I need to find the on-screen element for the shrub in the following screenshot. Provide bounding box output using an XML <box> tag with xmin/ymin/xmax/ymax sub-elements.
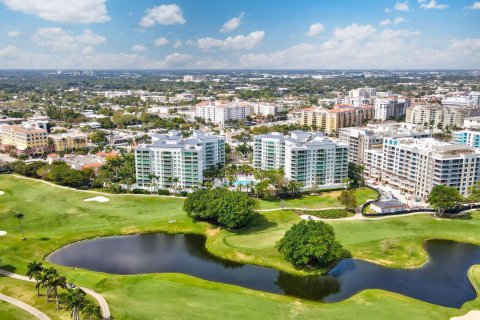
<box><xmin>295</xmin><ymin>209</ymin><xmax>350</xmax><ymax>219</ymax></box>
<box><xmin>157</xmin><ymin>189</ymin><xmax>170</xmax><ymax>195</ymax></box>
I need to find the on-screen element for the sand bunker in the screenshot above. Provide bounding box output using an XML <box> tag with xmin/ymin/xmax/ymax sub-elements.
<box><xmin>451</xmin><ymin>311</ymin><xmax>480</xmax><ymax>320</ymax></box>
<box><xmin>0</xmin><ymin>231</ymin><xmax>7</xmax><ymax>236</ymax></box>
<box><xmin>84</xmin><ymin>196</ymin><xmax>110</xmax><ymax>203</ymax></box>
<box><xmin>0</xmin><ymin>191</ymin><xmax>4</xmax><ymax>195</ymax></box>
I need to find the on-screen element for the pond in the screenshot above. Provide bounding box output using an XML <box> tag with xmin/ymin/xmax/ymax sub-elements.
<box><xmin>47</xmin><ymin>234</ymin><xmax>480</xmax><ymax>308</ymax></box>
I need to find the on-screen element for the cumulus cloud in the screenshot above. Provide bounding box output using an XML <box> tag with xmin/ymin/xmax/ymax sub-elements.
<box><xmin>418</xmin><ymin>0</ymin><xmax>448</xmax><ymax>9</ymax></box>
<box><xmin>385</xmin><ymin>8</ymin><xmax>392</xmax><ymax>13</ymax></box>
<box><xmin>220</xmin><ymin>12</ymin><xmax>244</xmax><ymax>33</ymax></box>
<box><xmin>395</xmin><ymin>1</ymin><xmax>410</xmax><ymax>11</ymax></box>
<box><xmin>237</xmin><ymin>24</ymin><xmax>463</xmax><ymax>69</ymax></box>
<box><xmin>140</xmin><ymin>4</ymin><xmax>185</xmax><ymax>27</ymax></box>
<box><xmin>31</xmin><ymin>28</ymin><xmax>105</xmax><ymax>52</ymax></box>
<box><xmin>379</xmin><ymin>17</ymin><xmax>405</xmax><ymax>26</ymax></box>
<box><xmin>197</xmin><ymin>31</ymin><xmax>265</xmax><ymax>51</ymax></box>
<box><xmin>0</xmin><ymin>45</ymin><xmax>20</xmax><ymax>59</ymax></box>
<box><xmin>154</xmin><ymin>37</ymin><xmax>169</xmax><ymax>47</ymax></box>
<box><xmin>132</xmin><ymin>44</ymin><xmax>147</xmax><ymax>51</ymax></box>
<box><xmin>306</xmin><ymin>23</ymin><xmax>324</xmax><ymax>37</ymax></box>
<box><xmin>7</xmin><ymin>30</ymin><xmax>20</xmax><ymax>37</ymax></box>
<box><xmin>173</xmin><ymin>41</ymin><xmax>182</xmax><ymax>48</ymax></box>
<box><xmin>1</xmin><ymin>0</ymin><xmax>109</xmax><ymax>24</ymax></box>
<box><xmin>465</xmin><ymin>2</ymin><xmax>480</xmax><ymax>9</ymax></box>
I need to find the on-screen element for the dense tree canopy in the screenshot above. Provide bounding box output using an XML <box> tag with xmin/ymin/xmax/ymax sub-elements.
<box><xmin>427</xmin><ymin>185</ymin><xmax>463</xmax><ymax>216</ymax></box>
<box><xmin>277</xmin><ymin>220</ymin><xmax>345</xmax><ymax>267</ymax></box>
<box><xmin>337</xmin><ymin>190</ymin><xmax>357</xmax><ymax>211</ymax></box>
<box><xmin>183</xmin><ymin>188</ymin><xmax>256</xmax><ymax>229</ymax></box>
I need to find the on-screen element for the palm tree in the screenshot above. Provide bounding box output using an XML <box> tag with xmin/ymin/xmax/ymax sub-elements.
<box><xmin>14</xmin><ymin>212</ymin><xmax>25</xmax><ymax>240</ymax></box>
<box><xmin>60</xmin><ymin>288</ymin><xmax>87</xmax><ymax>320</ymax></box>
<box><xmin>81</xmin><ymin>300</ymin><xmax>101</xmax><ymax>320</ymax></box>
<box><xmin>49</xmin><ymin>273</ymin><xmax>67</xmax><ymax>309</ymax></box>
<box><xmin>26</xmin><ymin>261</ymin><xmax>44</xmax><ymax>296</ymax></box>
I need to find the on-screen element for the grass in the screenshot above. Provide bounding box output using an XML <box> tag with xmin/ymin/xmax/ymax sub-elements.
<box><xmin>255</xmin><ymin>188</ymin><xmax>377</xmax><ymax>210</ymax></box>
<box><xmin>0</xmin><ymin>298</ymin><xmax>35</xmax><ymax>320</ymax></box>
<box><xmin>1</xmin><ymin>174</ymin><xmax>480</xmax><ymax>319</ymax></box>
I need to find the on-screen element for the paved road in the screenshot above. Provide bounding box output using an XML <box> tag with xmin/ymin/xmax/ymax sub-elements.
<box><xmin>0</xmin><ymin>268</ymin><xmax>111</xmax><ymax>319</ymax></box>
<box><xmin>0</xmin><ymin>292</ymin><xmax>50</xmax><ymax>320</ymax></box>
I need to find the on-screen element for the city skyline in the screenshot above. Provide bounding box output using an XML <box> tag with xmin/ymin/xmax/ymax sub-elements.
<box><xmin>0</xmin><ymin>0</ymin><xmax>479</xmax><ymax>69</ymax></box>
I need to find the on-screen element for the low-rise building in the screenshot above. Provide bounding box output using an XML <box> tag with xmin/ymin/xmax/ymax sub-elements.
<box><xmin>301</xmin><ymin>104</ymin><xmax>374</xmax><ymax>133</ymax></box>
<box><xmin>370</xmin><ymin>200</ymin><xmax>406</xmax><ymax>214</ymax></box>
<box><xmin>0</xmin><ymin>123</ymin><xmax>48</xmax><ymax>154</ymax></box>
<box><xmin>48</xmin><ymin>131</ymin><xmax>88</xmax><ymax>152</ymax></box>
<box><xmin>195</xmin><ymin>100</ymin><xmax>250</xmax><ymax>126</ymax></box>
<box><xmin>406</xmin><ymin>104</ymin><xmax>480</xmax><ymax>128</ymax></box>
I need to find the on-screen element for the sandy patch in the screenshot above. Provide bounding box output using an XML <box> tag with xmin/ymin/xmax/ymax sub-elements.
<box><xmin>84</xmin><ymin>196</ymin><xmax>110</xmax><ymax>203</ymax></box>
<box><xmin>0</xmin><ymin>191</ymin><xmax>4</xmax><ymax>195</ymax></box>
<box><xmin>300</xmin><ymin>214</ymin><xmax>321</xmax><ymax>221</ymax></box>
<box><xmin>0</xmin><ymin>231</ymin><xmax>7</xmax><ymax>236</ymax></box>
<box><xmin>451</xmin><ymin>311</ymin><xmax>480</xmax><ymax>320</ymax></box>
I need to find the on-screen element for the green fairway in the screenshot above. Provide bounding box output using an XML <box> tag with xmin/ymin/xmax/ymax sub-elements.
<box><xmin>1</xmin><ymin>174</ymin><xmax>480</xmax><ymax>320</ymax></box>
<box><xmin>0</xmin><ymin>298</ymin><xmax>35</xmax><ymax>320</ymax></box>
<box><xmin>255</xmin><ymin>188</ymin><xmax>378</xmax><ymax>210</ymax></box>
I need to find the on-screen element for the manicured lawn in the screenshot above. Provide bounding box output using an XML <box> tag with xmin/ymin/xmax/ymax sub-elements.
<box><xmin>0</xmin><ymin>298</ymin><xmax>35</xmax><ymax>320</ymax></box>
<box><xmin>255</xmin><ymin>188</ymin><xmax>378</xmax><ymax>210</ymax></box>
<box><xmin>1</xmin><ymin>175</ymin><xmax>480</xmax><ymax>320</ymax></box>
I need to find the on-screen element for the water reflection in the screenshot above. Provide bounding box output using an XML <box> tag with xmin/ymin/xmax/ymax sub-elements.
<box><xmin>48</xmin><ymin>234</ymin><xmax>480</xmax><ymax>308</ymax></box>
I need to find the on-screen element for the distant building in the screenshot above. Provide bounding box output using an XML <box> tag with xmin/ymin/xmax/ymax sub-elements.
<box><xmin>406</xmin><ymin>104</ymin><xmax>480</xmax><ymax>128</ymax></box>
<box><xmin>454</xmin><ymin>130</ymin><xmax>480</xmax><ymax>148</ymax></box>
<box><xmin>48</xmin><ymin>131</ymin><xmax>88</xmax><ymax>152</ymax></box>
<box><xmin>0</xmin><ymin>123</ymin><xmax>48</xmax><ymax>154</ymax></box>
<box><xmin>253</xmin><ymin>130</ymin><xmax>348</xmax><ymax>190</ymax></box>
<box><xmin>135</xmin><ymin>131</ymin><xmax>225</xmax><ymax>191</ymax></box>
<box><xmin>374</xmin><ymin>97</ymin><xmax>410</xmax><ymax>121</ymax></box>
<box><xmin>301</xmin><ymin>104</ymin><xmax>374</xmax><ymax>133</ymax></box>
<box><xmin>250</xmin><ymin>103</ymin><xmax>283</xmax><ymax>116</ymax></box>
<box><xmin>195</xmin><ymin>100</ymin><xmax>250</xmax><ymax>126</ymax></box>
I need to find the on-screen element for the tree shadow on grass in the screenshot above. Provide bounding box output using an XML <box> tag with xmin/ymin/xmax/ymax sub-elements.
<box><xmin>230</xmin><ymin>213</ymin><xmax>278</xmax><ymax>234</ymax></box>
<box><xmin>0</xmin><ymin>264</ymin><xmax>17</xmax><ymax>273</ymax></box>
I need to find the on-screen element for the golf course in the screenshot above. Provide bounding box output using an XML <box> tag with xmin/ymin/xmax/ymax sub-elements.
<box><xmin>1</xmin><ymin>174</ymin><xmax>480</xmax><ymax>319</ymax></box>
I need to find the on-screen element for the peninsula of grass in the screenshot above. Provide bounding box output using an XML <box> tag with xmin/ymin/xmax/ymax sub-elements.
<box><xmin>255</xmin><ymin>188</ymin><xmax>377</xmax><ymax>210</ymax></box>
<box><xmin>1</xmin><ymin>174</ymin><xmax>480</xmax><ymax>320</ymax></box>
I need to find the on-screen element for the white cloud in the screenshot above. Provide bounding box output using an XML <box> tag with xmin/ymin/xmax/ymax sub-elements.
<box><xmin>220</xmin><ymin>12</ymin><xmax>244</xmax><ymax>33</ymax></box>
<box><xmin>197</xmin><ymin>31</ymin><xmax>265</xmax><ymax>51</ymax></box>
<box><xmin>140</xmin><ymin>4</ymin><xmax>185</xmax><ymax>27</ymax></box>
<box><xmin>385</xmin><ymin>8</ymin><xmax>392</xmax><ymax>13</ymax></box>
<box><xmin>7</xmin><ymin>30</ymin><xmax>20</xmax><ymax>37</ymax></box>
<box><xmin>465</xmin><ymin>2</ymin><xmax>480</xmax><ymax>9</ymax></box>
<box><xmin>163</xmin><ymin>53</ymin><xmax>192</xmax><ymax>64</ymax></box>
<box><xmin>1</xmin><ymin>0</ymin><xmax>109</xmax><ymax>24</ymax></box>
<box><xmin>154</xmin><ymin>37</ymin><xmax>169</xmax><ymax>47</ymax></box>
<box><xmin>132</xmin><ymin>44</ymin><xmax>147</xmax><ymax>51</ymax></box>
<box><xmin>0</xmin><ymin>45</ymin><xmax>20</xmax><ymax>59</ymax></box>
<box><xmin>31</xmin><ymin>28</ymin><xmax>105</xmax><ymax>52</ymax></box>
<box><xmin>173</xmin><ymin>41</ymin><xmax>182</xmax><ymax>48</ymax></box>
<box><xmin>333</xmin><ymin>23</ymin><xmax>376</xmax><ymax>41</ymax></box>
<box><xmin>418</xmin><ymin>0</ymin><xmax>448</xmax><ymax>9</ymax></box>
<box><xmin>306</xmin><ymin>23</ymin><xmax>324</xmax><ymax>37</ymax></box>
<box><xmin>81</xmin><ymin>46</ymin><xmax>95</xmax><ymax>55</ymax></box>
<box><xmin>395</xmin><ymin>1</ymin><xmax>410</xmax><ymax>11</ymax></box>
<box><xmin>382</xmin><ymin>17</ymin><xmax>405</xmax><ymax>25</ymax></box>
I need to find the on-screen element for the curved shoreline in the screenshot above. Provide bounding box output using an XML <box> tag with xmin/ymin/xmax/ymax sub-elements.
<box><xmin>45</xmin><ymin>232</ymin><xmax>480</xmax><ymax>309</ymax></box>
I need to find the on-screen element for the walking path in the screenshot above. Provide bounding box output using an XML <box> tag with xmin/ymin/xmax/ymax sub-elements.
<box><xmin>0</xmin><ymin>292</ymin><xmax>50</xmax><ymax>320</ymax></box>
<box><xmin>0</xmin><ymin>268</ymin><xmax>110</xmax><ymax>319</ymax></box>
<box><xmin>257</xmin><ymin>206</ymin><xmax>344</xmax><ymax>212</ymax></box>
<box><xmin>299</xmin><ymin>211</ymin><xmax>435</xmax><ymax>221</ymax></box>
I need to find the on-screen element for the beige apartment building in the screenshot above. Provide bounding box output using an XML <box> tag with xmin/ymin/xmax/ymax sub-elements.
<box><xmin>0</xmin><ymin>124</ymin><xmax>48</xmax><ymax>154</ymax></box>
<box><xmin>406</xmin><ymin>104</ymin><xmax>480</xmax><ymax>128</ymax></box>
<box><xmin>48</xmin><ymin>132</ymin><xmax>88</xmax><ymax>152</ymax></box>
<box><xmin>301</xmin><ymin>104</ymin><xmax>374</xmax><ymax>133</ymax></box>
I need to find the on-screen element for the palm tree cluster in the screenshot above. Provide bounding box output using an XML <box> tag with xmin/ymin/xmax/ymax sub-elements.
<box><xmin>26</xmin><ymin>261</ymin><xmax>102</xmax><ymax>320</ymax></box>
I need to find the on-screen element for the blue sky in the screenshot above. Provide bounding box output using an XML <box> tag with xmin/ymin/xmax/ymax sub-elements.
<box><xmin>0</xmin><ymin>0</ymin><xmax>479</xmax><ymax>69</ymax></box>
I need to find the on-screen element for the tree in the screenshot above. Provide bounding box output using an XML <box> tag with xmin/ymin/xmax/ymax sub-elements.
<box><xmin>60</xmin><ymin>288</ymin><xmax>87</xmax><ymax>320</ymax></box>
<box><xmin>347</xmin><ymin>163</ymin><xmax>365</xmax><ymax>187</ymax></box>
<box><xmin>14</xmin><ymin>212</ymin><xmax>25</xmax><ymax>240</ymax></box>
<box><xmin>26</xmin><ymin>261</ymin><xmax>44</xmax><ymax>296</ymax></box>
<box><xmin>49</xmin><ymin>273</ymin><xmax>67</xmax><ymax>309</ymax></box>
<box><xmin>81</xmin><ymin>300</ymin><xmax>101</xmax><ymax>320</ymax></box>
<box><xmin>183</xmin><ymin>188</ymin><xmax>256</xmax><ymax>229</ymax></box>
<box><xmin>427</xmin><ymin>185</ymin><xmax>463</xmax><ymax>217</ymax></box>
<box><xmin>337</xmin><ymin>190</ymin><xmax>357</xmax><ymax>211</ymax></box>
<box><xmin>277</xmin><ymin>220</ymin><xmax>345</xmax><ymax>267</ymax></box>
